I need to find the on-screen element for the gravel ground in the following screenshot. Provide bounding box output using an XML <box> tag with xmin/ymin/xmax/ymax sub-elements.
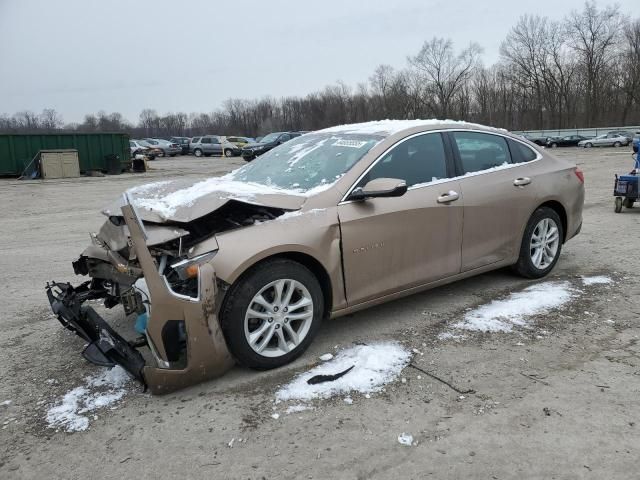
<box><xmin>1</xmin><ymin>149</ymin><xmax>639</xmax><ymax>479</ymax></box>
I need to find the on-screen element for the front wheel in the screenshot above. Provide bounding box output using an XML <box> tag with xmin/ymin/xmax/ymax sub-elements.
<box><xmin>224</xmin><ymin>149</ymin><xmax>234</xmax><ymax>157</ymax></box>
<box><xmin>221</xmin><ymin>259</ymin><xmax>323</xmax><ymax>369</ymax></box>
<box><xmin>584</xmin><ymin>143</ymin><xmax>593</xmax><ymax>148</ymax></box>
<box><xmin>550</xmin><ymin>143</ymin><xmax>558</xmax><ymax>148</ymax></box>
<box><xmin>513</xmin><ymin>207</ymin><xmax>563</xmax><ymax>279</ymax></box>
<box><xmin>193</xmin><ymin>149</ymin><xmax>203</xmax><ymax>157</ymax></box>
<box><xmin>613</xmin><ymin>141</ymin><xmax>621</xmax><ymax>148</ymax></box>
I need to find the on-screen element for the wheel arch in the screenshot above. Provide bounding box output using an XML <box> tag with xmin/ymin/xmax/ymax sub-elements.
<box><xmin>220</xmin><ymin>251</ymin><xmax>333</xmax><ymax>319</ymax></box>
<box><xmin>536</xmin><ymin>200</ymin><xmax>568</xmax><ymax>243</ymax></box>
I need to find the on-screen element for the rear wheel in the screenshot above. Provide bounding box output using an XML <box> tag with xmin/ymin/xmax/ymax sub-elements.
<box><xmin>221</xmin><ymin>259</ymin><xmax>323</xmax><ymax>369</ymax></box>
<box><xmin>513</xmin><ymin>207</ymin><xmax>563</xmax><ymax>279</ymax></box>
<box><xmin>615</xmin><ymin>197</ymin><xmax>623</xmax><ymax>213</ymax></box>
<box><xmin>157</xmin><ymin>150</ymin><xmax>165</xmax><ymax>157</ymax></box>
<box><xmin>550</xmin><ymin>143</ymin><xmax>558</xmax><ymax>148</ymax></box>
<box><xmin>613</xmin><ymin>141</ymin><xmax>622</xmax><ymax>148</ymax></box>
<box><xmin>584</xmin><ymin>143</ymin><xmax>593</xmax><ymax>148</ymax></box>
<box><xmin>623</xmin><ymin>198</ymin><xmax>634</xmax><ymax>209</ymax></box>
<box><xmin>224</xmin><ymin>148</ymin><xmax>233</xmax><ymax>157</ymax></box>
<box><xmin>193</xmin><ymin>149</ymin><xmax>203</xmax><ymax>157</ymax></box>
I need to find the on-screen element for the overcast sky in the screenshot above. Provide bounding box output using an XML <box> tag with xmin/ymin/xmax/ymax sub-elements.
<box><xmin>0</xmin><ymin>0</ymin><xmax>636</xmax><ymax>123</ymax></box>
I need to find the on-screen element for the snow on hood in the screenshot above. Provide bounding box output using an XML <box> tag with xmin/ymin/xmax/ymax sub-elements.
<box><xmin>318</xmin><ymin>119</ymin><xmax>508</xmax><ymax>137</ymax></box>
<box><xmin>103</xmin><ymin>175</ymin><xmax>323</xmax><ymax>223</ymax></box>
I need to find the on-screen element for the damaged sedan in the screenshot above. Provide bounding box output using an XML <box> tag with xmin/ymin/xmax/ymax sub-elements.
<box><xmin>47</xmin><ymin>120</ymin><xmax>585</xmax><ymax>393</ymax></box>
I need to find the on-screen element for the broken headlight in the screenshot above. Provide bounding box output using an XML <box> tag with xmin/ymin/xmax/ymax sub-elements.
<box><xmin>169</xmin><ymin>251</ymin><xmax>218</xmax><ymax>280</ymax></box>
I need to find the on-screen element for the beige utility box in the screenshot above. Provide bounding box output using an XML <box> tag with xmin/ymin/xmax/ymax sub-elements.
<box><xmin>40</xmin><ymin>149</ymin><xmax>80</xmax><ymax>179</ymax></box>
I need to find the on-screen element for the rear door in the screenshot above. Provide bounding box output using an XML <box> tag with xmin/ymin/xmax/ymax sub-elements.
<box><xmin>448</xmin><ymin>131</ymin><xmax>540</xmax><ymax>272</ymax></box>
<box><xmin>338</xmin><ymin>131</ymin><xmax>463</xmax><ymax>306</ymax></box>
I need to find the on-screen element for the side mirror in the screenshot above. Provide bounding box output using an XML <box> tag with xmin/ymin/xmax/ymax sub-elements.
<box><xmin>348</xmin><ymin>178</ymin><xmax>408</xmax><ymax>201</ymax></box>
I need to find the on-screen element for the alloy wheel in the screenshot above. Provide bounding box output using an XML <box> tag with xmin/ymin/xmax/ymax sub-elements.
<box><xmin>244</xmin><ymin>279</ymin><xmax>314</xmax><ymax>358</ymax></box>
<box><xmin>529</xmin><ymin>218</ymin><xmax>560</xmax><ymax>269</ymax></box>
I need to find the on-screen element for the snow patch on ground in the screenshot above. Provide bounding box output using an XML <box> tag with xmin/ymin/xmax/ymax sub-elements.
<box><xmin>285</xmin><ymin>404</ymin><xmax>313</xmax><ymax>414</ymax></box>
<box><xmin>275</xmin><ymin>342</ymin><xmax>411</xmax><ymax>402</ymax></box>
<box><xmin>397</xmin><ymin>433</ymin><xmax>414</xmax><ymax>446</ymax></box>
<box><xmin>45</xmin><ymin>366</ymin><xmax>131</xmax><ymax>432</ymax></box>
<box><xmin>319</xmin><ymin>353</ymin><xmax>334</xmax><ymax>361</ymax></box>
<box><xmin>452</xmin><ymin>281</ymin><xmax>576</xmax><ymax>333</ymax></box>
<box><xmin>581</xmin><ymin>275</ymin><xmax>613</xmax><ymax>286</ymax></box>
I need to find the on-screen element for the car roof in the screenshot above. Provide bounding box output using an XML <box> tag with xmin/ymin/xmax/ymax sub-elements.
<box><xmin>317</xmin><ymin>119</ymin><xmax>508</xmax><ymax>138</ymax></box>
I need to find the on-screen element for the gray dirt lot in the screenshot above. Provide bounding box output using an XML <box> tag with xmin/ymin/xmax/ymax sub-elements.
<box><xmin>1</xmin><ymin>149</ymin><xmax>639</xmax><ymax>479</ymax></box>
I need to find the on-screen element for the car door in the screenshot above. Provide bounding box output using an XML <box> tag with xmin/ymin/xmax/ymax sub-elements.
<box><xmin>448</xmin><ymin>131</ymin><xmax>539</xmax><ymax>272</ymax></box>
<box><xmin>338</xmin><ymin>131</ymin><xmax>463</xmax><ymax>306</ymax></box>
<box><xmin>211</xmin><ymin>137</ymin><xmax>222</xmax><ymax>155</ymax></box>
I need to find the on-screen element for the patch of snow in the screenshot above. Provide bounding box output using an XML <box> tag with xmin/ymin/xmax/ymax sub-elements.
<box><xmin>275</xmin><ymin>342</ymin><xmax>411</xmax><ymax>402</ymax></box>
<box><xmin>319</xmin><ymin>353</ymin><xmax>334</xmax><ymax>361</ymax></box>
<box><xmin>275</xmin><ymin>208</ymin><xmax>325</xmax><ymax>222</ymax></box>
<box><xmin>343</xmin><ymin>396</ymin><xmax>353</xmax><ymax>405</ymax></box>
<box><xmin>1</xmin><ymin>400</ymin><xmax>12</xmax><ymax>406</ymax></box>
<box><xmin>45</xmin><ymin>366</ymin><xmax>131</xmax><ymax>433</ymax></box>
<box><xmin>581</xmin><ymin>275</ymin><xmax>613</xmax><ymax>286</ymax></box>
<box><xmin>285</xmin><ymin>404</ymin><xmax>313</xmax><ymax>414</ymax></box>
<box><xmin>397</xmin><ymin>433</ymin><xmax>414</xmax><ymax>446</ymax></box>
<box><xmin>452</xmin><ymin>281</ymin><xmax>576</xmax><ymax>333</ymax></box>
<box><xmin>438</xmin><ymin>332</ymin><xmax>464</xmax><ymax>341</ymax></box>
<box><xmin>319</xmin><ymin>119</ymin><xmax>507</xmax><ymax>137</ymax></box>
<box><xmin>270</xmin><ymin>413</ymin><xmax>280</xmax><ymax>420</ymax></box>
<box><xmin>127</xmin><ymin>180</ymin><xmax>174</xmax><ymax>195</ymax></box>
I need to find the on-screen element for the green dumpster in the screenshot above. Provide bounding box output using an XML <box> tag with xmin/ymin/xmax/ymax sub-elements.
<box><xmin>0</xmin><ymin>133</ymin><xmax>131</xmax><ymax>176</ymax></box>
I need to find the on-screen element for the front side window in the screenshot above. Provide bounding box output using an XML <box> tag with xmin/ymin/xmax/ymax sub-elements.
<box><xmin>359</xmin><ymin>132</ymin><xmax>448</xmax><ymax>188</ymax></box>
<box><xmin>191</xmin><ymin>137</ymin><xmax>200</xmax><ymax>143</ymax></box>
<box><xmin>201</xmin><ymin>137</ymin><xmax>211</xmax><ymax>144</ymax></box>
<box><xmin>452</xmin><ymin>132</ymin><xmax>511</xmax><ymax>174</ymax></box>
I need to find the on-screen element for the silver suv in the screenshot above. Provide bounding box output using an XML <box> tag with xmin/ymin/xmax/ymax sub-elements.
<box><xmin>189</xmin><ymin>136</ymin><xmax>240</xmax><ymax>157</ymax></box>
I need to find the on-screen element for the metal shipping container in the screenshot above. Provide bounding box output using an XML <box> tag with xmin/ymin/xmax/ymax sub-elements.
<box><xmin>0</xmin><ymin>133</ymin><xmax>130</xmax><ymax>176</ymax></box>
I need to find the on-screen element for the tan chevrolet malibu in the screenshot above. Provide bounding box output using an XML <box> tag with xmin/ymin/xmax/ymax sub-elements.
<box><xmin>47</xmin><ymin>120</ymin><xmax>585</xmax><ymax>393</ymax></box>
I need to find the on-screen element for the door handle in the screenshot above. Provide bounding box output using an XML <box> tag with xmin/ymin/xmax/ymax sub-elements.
<box><xmin>513</xmin><ymin>177</ymin><xmax>531</xmax><ymax>187</ymax></box>
<box><xmin>437</xmin><ymin>191</ymin><xmax>460</xmax><ymax>204</ymax></box>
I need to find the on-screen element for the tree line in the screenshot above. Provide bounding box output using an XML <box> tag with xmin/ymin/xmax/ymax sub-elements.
<box><xmin>1</xmin><ymin>1</ymin><xmax>639</xmax><ymax>138</ymax></box>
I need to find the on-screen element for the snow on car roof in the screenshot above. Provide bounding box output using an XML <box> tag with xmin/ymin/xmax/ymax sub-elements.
<box><xmin>318</xmin><ymin>119</ymin><xmax>507</xmax><ymax>136</ymax></box>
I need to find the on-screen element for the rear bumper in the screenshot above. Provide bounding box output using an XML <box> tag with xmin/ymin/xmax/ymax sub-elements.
<box><xmin>46</xmin><ymin>203</ymin><xmax>234</xmax><ymax>394</ymax></box>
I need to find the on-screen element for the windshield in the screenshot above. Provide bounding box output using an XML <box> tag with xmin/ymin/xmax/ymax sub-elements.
<box><xmin>260</xmin><ymin>133</ymin><xmax>283</xmax><ymax>143</ymax></box>
<box><xmin>230</xmin><ymin>132</ymin><xmax>382</xmax><ymax>191</ymax></box>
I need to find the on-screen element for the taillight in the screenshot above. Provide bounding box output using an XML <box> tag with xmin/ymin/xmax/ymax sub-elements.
<box><xmin>574</xmin><ymin>167</ymin><xmax>584</xmax><ymax>183</ymax></box>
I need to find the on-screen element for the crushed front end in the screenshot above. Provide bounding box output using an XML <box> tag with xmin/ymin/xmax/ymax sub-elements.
<box><xmin>46</xmin><ymin>200</ymin><xmax>235</xmax><ymax>394</ymax></box>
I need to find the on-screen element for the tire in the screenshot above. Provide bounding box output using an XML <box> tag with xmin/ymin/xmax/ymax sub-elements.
<box><xmin>224</xmin><ymin>148</ymin><xmax>233</xmax><ymax>158</ymax></box>
<box><xmin>169</xmin><ymin>154</ymin><xmax>176</xmax><ymax>157</ymax></box>
<box><xmin>513</xmin><ymin>207</ymin><xmax>564</xmax><ymax>279</ymax></box>
<box><xmin>623</xmin><ymin>198</ymin><xmax>634</xmax><ymax>209</ymax></box>
<box><xmin>193</xmin><ymin>149</ymin><xmax>203</xmax><ymax>157</ymax></box>
<box><xmin>613</xmin><ymin>141</ymin><xmax>621</xmax><ymax>148</ymax></box>
<box><xmin>221</xmin><ymin>259</ymin><xmax>323</xmax><ymax>370</ymax></box>
<box><xmin>584</xmin><ymin>143</ymin><xmax>593</xmax><ymax>148</ymax></box>
<box><xmin>615</xmin><ymin>197</ymin><xmax>623</xmax><ymax>213</ymax></box>
<box><xmin>157</xmin><ymin>150</ymin><xmax>165</xmax><ymax>158</ymax></box>
<box><xmin>550</xmin><ymin>143</ymin><xmax>558</xmax><ymax>148</ymax></box>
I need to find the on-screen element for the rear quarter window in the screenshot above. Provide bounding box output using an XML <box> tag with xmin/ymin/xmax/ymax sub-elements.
<box><xmin>452</xmin><ymin>131</ymin><xmax>512</xmax><ymax>174</ymax></box>
<box><xmin>509</xmin><ymin>139</ymin><xmax>539</xmax><ymax>163</ymax></box>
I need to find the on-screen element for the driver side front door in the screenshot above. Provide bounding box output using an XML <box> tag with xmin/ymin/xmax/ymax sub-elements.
<box><xmin>338</xmin><ymin>132</ymin><xmax>463</xmax><ymax>307</ymax></box>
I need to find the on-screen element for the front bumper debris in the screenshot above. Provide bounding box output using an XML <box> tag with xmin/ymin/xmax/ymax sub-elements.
<box><xmin>46</xmin><ymin>281</ymin><xmax>146</xmax><ymax>383</ymax></box>
<box><xmin>45</xmin><ymin>201</ymin><xmax>235</xmax><ymax>394</ymax></box>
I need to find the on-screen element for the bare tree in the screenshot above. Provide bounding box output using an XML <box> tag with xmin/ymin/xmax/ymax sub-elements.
<box><xmin>566</xmin><ymin>1</ymin><xmax>623</xmax><ymax>126</ymax></box>
<box><xmin>409</xmin><ymin>38</ymin><xmax>482</xmax><ymax>118</ymax></box>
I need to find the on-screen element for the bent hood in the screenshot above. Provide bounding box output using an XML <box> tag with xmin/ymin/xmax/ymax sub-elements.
<box><xmin>102</xmin><ymin>177</ymin><xmax>307</xmax><ymax>223</ymax></box>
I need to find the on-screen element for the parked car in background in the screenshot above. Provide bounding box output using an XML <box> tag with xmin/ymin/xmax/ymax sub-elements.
<box><xmin>48</xmin><ymin>120</ymin><xmax>584</xmax><ymax>390</ymax></box>
<box><xmin>189</xmin><ymin>136</ymin><xmax>241</xmax><ymax>157</ymax></box>
<box><xmin>130</xmin><ymin>140</ymin><xmax>150</xmax><ymax>158</ymax></box>
<box><xmin>169</xmin><ymin>137</ymin><xmax>191</xmax><ymax>155</ymax></box>
<box><xmin>607</xmin><ymin>131</ymin><xmax>634</xmax><ymax>143</ymax></box>
<box><xmin>241</xmin><ymin>131</ymin><xmax>303</xmax><ymax>161</ymax></box>
<box><xmin>524</xmin><ymin>135</ymin><xmax>549</xmax><ymax>146</ymax></box>
<box><xmin>131</xmin><ymin>139</ymin><xmax>161</xmax><ymax>159</ymax></box>
<box><xmin>577</xmin><ymin>133</ymin><xmax>631</xmax><ymax>148</ymax></box>
<box><xmin>143</xmin><ymin>138</ymin><xmax>181</xmax><ymax>157</ymax></box>
<box><xmin>546</xmin><ymin>135</ymin><xmax>588</xmax><ymax>148</ymax></box>
<box><xmin>226</xmin><ymin>136</ymin><xmax>255</xmax><ymax>148</ymax></box>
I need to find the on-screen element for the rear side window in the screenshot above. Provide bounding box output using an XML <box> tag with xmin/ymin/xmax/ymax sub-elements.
<box><xmin>452</xmin><ymin>132</ymin><xmax>511</xmax><ymax>174</ymax></box>
<box><xmin>510</xmin><ymin>140</ymin><xmax>538</xmax><ymax>163</ymax></box>
<box><xmin>360</xmin><ymin>132</ymin><xmax>448</xmax><ymax>187</ymax></box>
<box><xmin>201</xmin><ymin>138</ymin><xmax>211</xmax><ymax>144</ymax></box>
<box><xmin>191</xmin><ymin>137</ymin><xmax>200</xmax><ymax>143</ymax></box>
